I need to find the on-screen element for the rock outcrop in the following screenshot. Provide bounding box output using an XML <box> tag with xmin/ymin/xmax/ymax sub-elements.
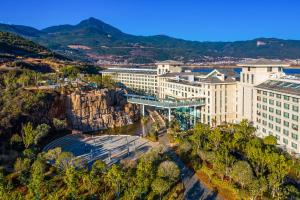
<box><xmin>67</xmin><ymin>89</ymin><xmax>140</xmax><ymax>132</ymax></box>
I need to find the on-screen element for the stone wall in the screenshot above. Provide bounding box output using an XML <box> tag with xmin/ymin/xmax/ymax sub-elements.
<box><xmin>66</xmin><ymin>89</ymin><xmax>140</xmax><ymax>132</ymax></box>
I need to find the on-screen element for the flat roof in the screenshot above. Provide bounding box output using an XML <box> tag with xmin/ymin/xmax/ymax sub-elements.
<box><xmin>167</xmin><ymin>77</ymin><xmax>237</xmax><ymax>86</ymax></box>
<box><xmin>237</xmin><ymin>59</ymin><xmax>290</xmax><ymax>67</ymax></box>
<box><xmin>256</xmin><ymin>79</ymin><xmax>300</xmax><ymax>97</ymax></box>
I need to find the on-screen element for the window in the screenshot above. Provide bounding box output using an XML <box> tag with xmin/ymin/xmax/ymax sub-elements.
<box><xmin>269</xmin><ymin>107</ymin><xmax>274</xmax><ymax>113</ymax></box>
<box><xmin>284</xmin><ymin>121</ymin><xmax>289</xmax><ymax>127</ymax></box>
<box><xmin>275</xmin><ymin>126</ymin><xmax>281</xmax><ymax>132</ymax></box>
<box><xmin>292</xmin><ymin>133</ymin><xmax>298</xmax><ymax>140</ymax></box>
<box><xmin>276</xmin><ymin>101</ymin><xmax>281</xmax><ymax>107</ymax></box>
<box><xmin>292</xmin><ymin>124</ymin><xmax>298</xmax><ymax>131</ymax></box>
<box><xmin>263</xmin><ymin>98</ymin><xmax>267</xmax><ymax>103</ymax></box>
<box><xmin>283</xmin><ymin>138</ymin><xmax>288</xmax><ymax>145</ymax></box>
<box><xmin>283</xmin><ymin>129</ymin><xmax>289</xmax><ymax>136</ymax></box>
<box><xmin>276</xmin><ymin>118</ymin><xmax>281</xmax><ymax>124</ymax></box>
<box><xmin>284</xmin><ymin>96</ymin><xmax>290</xmax><ymax>101</ymax></box>
<box><xmin>292</xmin><ymin>142</ymin><xmax>297</xmax><ymax>149</ymax></box>
<box><xmin>269</xmin><ymin>99</ymin><xmax>274</xmax><ymax>105</ymax></box>
<box><xmin>284</xmin><ymin>103</ymin><xmax>290</xmax><ymax>110</ymax></box>
<box><xmin>267</xmin><ymin>67</ymin><xmax>272</xmax><ymax>72</ymax></box>
<box><xmin>292</xmin><ymin>115</ymin><xmax>298</xmax><ymax>122</ymax></box>
<box><xmin>269</xmin><ymin>123</ymin><xmax>274</xmax><ymax>129</ymax></box>
<box><xmin>257</xmin><ymin>96</ymin><xmax>261</xmax><ymax>101</ymax></box>
<box><xmin>269</xmin><ymin>115</ymin><xmax>274</xmax><ymax>121</ymax></box>
<box><xmin>283</xmin><ymin>112</ymin><xmax>289</xmax><ymax>118</ymax></box>
<box><xmin>293</xmin><ymin>98</ymin><xmax>299</xmax><ymax>103</ymax></box>
<box><xmin>292</xmin><ymin>105</ymin><xmax>299</xmax><ymax>112</ymax></box>
<box><xmin>276</xmin><ymin>135</ymin><xmax>280</xmax><ymax>140</ymax></box>
<box><xmin>269</xmin><ymin>92</ymin><xmax>274</xmax><ymax>97</ymax></box>
<box><xmin>276</xmin><ymin>94</ymin><xmax>281</xmax><ymax>99</ymax></box>
<box><xmin>276</xmin><ymin>109</ymin><xmax>281</xmax><ymax>115</ymax></box>
<box><xmin>263</xmin><ymin>91</ymin><xmax>267</xmax><ymax>95</ymax></box>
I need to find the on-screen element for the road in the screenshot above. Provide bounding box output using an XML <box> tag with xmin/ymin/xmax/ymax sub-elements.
<box><xmin>158</xmin><ymin>132</ymin><xmax>220</xmax><ymax>200</ymax></box>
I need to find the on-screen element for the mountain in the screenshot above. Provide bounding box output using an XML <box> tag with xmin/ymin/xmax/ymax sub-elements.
<box><xmin>1</xmin><ymin>17</ymin><xmax>300</xmax><ymax>63</ymax></box>
<box><xmin>0</xmin><ymin>31</ymin><xmax>59</xmax><ymax>59</ymax></box>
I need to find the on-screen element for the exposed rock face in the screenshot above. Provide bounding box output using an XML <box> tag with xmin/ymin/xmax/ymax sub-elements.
<box><xmin>67</xmin><ymin>89</ymin><xmax>140</xmax><ymax>132</ymax></box>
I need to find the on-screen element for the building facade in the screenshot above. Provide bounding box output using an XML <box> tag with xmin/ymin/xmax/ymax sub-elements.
<box><xmin>101</xmin><ymin>59</ymin><xmax>300</xmax><ymax>154</ymax></box>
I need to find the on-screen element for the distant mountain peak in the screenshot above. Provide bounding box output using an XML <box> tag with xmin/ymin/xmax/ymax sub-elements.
<box><xmin>78</xmin><ymin>17</ymin><xmax>105</xmax><ymax>26</ymax></box>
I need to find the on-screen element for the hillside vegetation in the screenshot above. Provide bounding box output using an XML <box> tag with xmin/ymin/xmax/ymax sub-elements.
<box><xmin>0</xmin><ymin>32</ymin><xmax>64</xmax><ymax>60</ymax></box>
<box><xmin>1</xmin><ymin>18</ymin><xmax>300</xmax><ymax>63</ymax></box>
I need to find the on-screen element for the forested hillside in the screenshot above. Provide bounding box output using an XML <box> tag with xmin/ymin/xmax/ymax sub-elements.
<box><xmin>1</xmin><ymin>18</ymin><xmax>300</xmax><ymax>63</ymax></box>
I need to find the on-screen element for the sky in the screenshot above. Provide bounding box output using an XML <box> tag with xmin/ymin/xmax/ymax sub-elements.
<box><xmin>0</xmin><ymin>0</ymin><xmax>299</xmax><ymax>41</ymax></box>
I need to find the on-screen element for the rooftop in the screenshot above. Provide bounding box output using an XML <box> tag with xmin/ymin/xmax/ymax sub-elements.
<box><xmin>237</xmin><ymin>59</ymin><xmax>291</xmax><ymax>67</ymax></box>
<box><xmin>155</xmin><ymin>60</ymin><xmax>183</xmax><ymax>65</ymax></box>
<box><xmin>256</xmin><ymin>79</ymin><xmax>300</xmax><ymax>97</ymax></box>
<box><xmin>101</xmin><ymin>67</ymin><xmax>157</xmax><ymax>75</ymax></box>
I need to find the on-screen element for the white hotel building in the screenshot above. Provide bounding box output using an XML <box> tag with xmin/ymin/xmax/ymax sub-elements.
<box><xmin>101</xmin><ymin>59</ymin><xmax>300</xmax><ymax>154</ymax></box>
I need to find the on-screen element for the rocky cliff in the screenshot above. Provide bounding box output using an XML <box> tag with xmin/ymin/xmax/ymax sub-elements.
<box><xmin>66</xmin><ymin>89</ymin><xmax>140</xmax><ymax>132</ymax></box>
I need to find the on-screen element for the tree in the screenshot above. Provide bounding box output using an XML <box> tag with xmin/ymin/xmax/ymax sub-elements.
<box><xmin>34</xmin><ymin>123</ymin><xmax>50</xmax><ymax>145</ymax></box>
<box><xmin>64</xmin><ymin>165</ymin><xmax>78</xmax><ymax>199</ymax></box>
<box><xmin>53</xmin><ymin>118</ymin><xmax>67</xmax><ymax>130</ymax></box>
<box><xmin>55</xmin><ymin>152</ymin><xmax>74</xmax><ymax>170</ymax></box>
<box><xmin>22</xmin><ymin>122</ymin><xmax>35</xmax><ymax>148</ymax></box>
<box><xmin>232</xmin><ymin>119</ymin><xmax>255</xmax><ymax>151</ymax></box>
<box><xmin>208</xmin><ymin>127</ymin><xmax>222</xmax><ymax>150</ymax></box>
<box><xmin>134</xmin><ymin>156</ymin><xmax>156</xmax><ymax>198</ymax></box>
<box><xmin>17</xmin><ymin>72</ymin><xmax>31</xmax><ymax>87</ymax></box>
<box><xmin>104</xmin><ymin>164</ymin><xmax>125</xmax><ymax>198</ymax></box>
<box><xmin>231</xmin><ymin>161</ymin><xmax>254</xmax><ymax>189</ymax></box>
<box><xmin>88</xmin><ymin>74</ymin><xmax>102</xmax><ymax>87</ymax></box>
<box><xmin>189</xmin><ymin>123</ymin><xmax>210</xmax><ymax>153</ymax></box>
<box><xmin>14</xmin><ymin>157</ymin><xmax>31</xmax><ymax>185</ymax></box>
<box><xmin>157</xmin><ymin>161</ymin><xmax>180</xmax><ymax>184</ymax></box>
<box><xmin>102</xmin><ymin>75</ymin><xmax>116</xmax><ymax>89</ymax></box>
<box><xmin>28</xmin><ymin>158</ymin><xmax>45</xmax><ymax>199</ymax></box>
<box><xmin>151</xmin><ymin>178</ymin><xmax>170</xmax><ymax>200</ymax></box>
<box><xmin>245</xmin><ymin>138</ymin><xmax>269</xmax><ymax>177</ymax></box>
<box><xmin>0</xmin><ymin>168</ymin><xmax>6</xmax><ymax>198</ymax></box>
<box><xmin>266</xmin><ymin>154</ymin><xmax>290</xmax><ymax>198</ymax></box>
<box><xmin>3</xmin><ymin>70</ymin><xmax>17</xmax><ymax>90</ymax></box>
<box><xmin>263</xmin><ymin>135</ymin><xmax>277</xmax><ymax>146</ymax></box>
<box><xmin>43</xmin><ymin>147</ymin><xmax>62</xmax><ymax>161</ymax></box>
<box><xmin>22</xmin><ymin>123</ymin><xmax>50</xmax><ymax>148</ymax></box>
<box><xmin>10</xmin><ymin>134</ymin><xmax>23</xmax><ymax>147</ymax></box>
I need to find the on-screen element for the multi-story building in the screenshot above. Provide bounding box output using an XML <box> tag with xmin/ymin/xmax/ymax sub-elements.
<box><xmin>101</xmin><ymin>59</ymin><xmax>300</xmax><ymax>154</ymax></box>
<box><xmin>101</xmin><ymin>67</ymin><xmax>158</xmax><ymax>95</ymax></box>
<box><xmin>255</xmin><ymin>78</ymin><xmax>300</xmax><ymax>153</ymax></box>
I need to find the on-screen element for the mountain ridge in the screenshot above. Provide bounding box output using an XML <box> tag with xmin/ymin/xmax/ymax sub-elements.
<box><xmin>1</xmin><ymin>17</ymin><xmax>300</xmax><ymax>63</ymax></box>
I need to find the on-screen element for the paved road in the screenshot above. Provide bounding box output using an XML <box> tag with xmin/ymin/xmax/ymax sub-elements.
<box><xmin>158</xmin><ymin>133</ymin><xmax>220</xmax><ymax>200</ymax></box>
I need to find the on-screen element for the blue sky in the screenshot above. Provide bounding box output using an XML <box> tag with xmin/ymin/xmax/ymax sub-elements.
<box><xmin>0</xmin><ymin>0</ymin><xmax>299</xmax><ymax>41</ymax></box>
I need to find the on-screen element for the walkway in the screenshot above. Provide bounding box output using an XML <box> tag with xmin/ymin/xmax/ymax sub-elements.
<box><xmin>126</xmin><ymin>94</ymin><xmax>205</xmax><ymax>109</ymax></box>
